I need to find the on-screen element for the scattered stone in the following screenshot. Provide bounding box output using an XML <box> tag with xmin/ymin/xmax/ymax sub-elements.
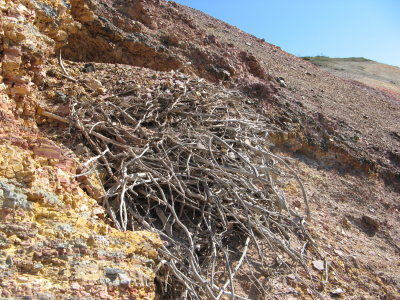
<box><xmin>361</xmin><ymin>215</ymin><xmax>380</xmax><ymax>232</ymax></box>
<box><xmin>211</xmin><ymin>67</ymin><xmax>231</xmax><ymax>80</ymax></box>
<box><xmin>55</xmin><ymin>91</ymin><xmax>68</xmax><ymax>103</ymax></box>
<box><xmin>341</xmin><ymin>217</ymin><xmax>351</xmax><ymax>229</ymax></box>
<box><xmin>118</xmin><ymin>272</ymin><xmax>131</xmax><ymax>286</ymax></box>
<box><xmin>277</xmin><ymin>77</ymin><xmax>287</xmax><ymax>88</ymax></box>
<box><xmin>81</xmin><ymin>63</ymin><xmax>96</xmax><ymax>73</ymax></box>
<box><xmin>84</xmin><ymin>78</ymin><xmax>105</xmax><ymax>94</ymax></box>
<box><xmin>6</xmin><ymin>256</ymin><xmax>13</xmax><ymax>267</ymax></box>
<box><xmin>334</xmin><ymin>249</ymin><xmax>344</xmax><ymax>256</ymax></box>
<box><xmin>71</xmin><ymin>282</ymin><xmax>81</xmax><ymax>290</ymax></box>
<box><xmin>105</xmin><ymin>267</ymin><xmax>124</xmax><ymax>281</ymax></box>
<box><xmin>312</xmin><ymin>260</ymin><xmax>325</xmax><ymax>271</ymax></box>
<box><xmin>37</xmin><ymin>293</ymin><xmax>55</xmax><ymax>300</ymax></box>
<box><xmin>330</xmin><ymin>288</ymin><xmax>345</xmax><ymax>295</ymax></box>
<box><xmin>286</xmin><ymin>274</ymin><xmax>296</xmax><ymax>281</ymax></box>
<box><xmin>33</xmin><ymin>263</ymin><xmax>43</xmax><ymax>273</ymax></box>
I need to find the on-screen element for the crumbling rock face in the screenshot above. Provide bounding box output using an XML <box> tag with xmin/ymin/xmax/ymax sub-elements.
<box><xmin>61</xmin><ymin>0</ymin><xmax>279</xmax><ymax>93</ymax></box>
<box><xmin>63</xmin><ymin>0</ymin><xmax>182</xmax><ymax>71</ymax></box>
<box><xmin>1</xmin><ymin>0</ymin><xmax>161</xmax><ymax>298</ymax></box>
<box><xmin>0</xmin><ymin>143</ymin><xmax>161</xmax><ymax>299</ymax></box>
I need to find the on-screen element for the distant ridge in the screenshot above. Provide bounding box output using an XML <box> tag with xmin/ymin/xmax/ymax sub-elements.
<box><xmin>302</xmin><ymin>56</ymin><xmax>400</xmax><ymax>97</ymax></box>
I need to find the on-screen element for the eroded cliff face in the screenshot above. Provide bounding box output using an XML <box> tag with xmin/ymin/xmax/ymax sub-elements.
<box><xmin>0</xmin><ymin>1</ymin><xmax>161</xmax><ymax>299</ymax></box>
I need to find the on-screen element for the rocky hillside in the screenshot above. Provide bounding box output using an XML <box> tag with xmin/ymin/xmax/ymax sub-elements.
<box><xmin>1</xmin><ymin>0</ymin><xmax>399</xmax><ymax>299</ymax></box>
<box><xmin>303</xmin><ymin>56</ymin><xmax>400</xmax><ymax>98</ymax></box>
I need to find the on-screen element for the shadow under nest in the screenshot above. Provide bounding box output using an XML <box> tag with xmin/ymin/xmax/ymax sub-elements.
<box><xmin>69</xmin><ymin>76</ymin><xmax>319</xmax><ymax>299</ymax></box>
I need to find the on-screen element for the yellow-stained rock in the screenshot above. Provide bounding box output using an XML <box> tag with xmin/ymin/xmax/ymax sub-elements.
<box><xmin>0</xmin><ymin>142</ymin><xmax>161</xmax><ymax>299</ymax></box>
<box><xmin>0</xmin><ymin>1</ymin><xmax>161</xmax><ymax>298</ymax></box>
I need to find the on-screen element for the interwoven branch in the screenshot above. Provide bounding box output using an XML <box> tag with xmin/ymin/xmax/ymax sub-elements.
<box><xmin>70</xmin><ymin>76</ymin><xmax>319</xmax><ymax>299</ymax></box>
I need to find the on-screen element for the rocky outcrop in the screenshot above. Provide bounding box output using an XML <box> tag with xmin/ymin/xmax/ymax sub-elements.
<box><xmin>0</xmin><ymin>143</ymin><xmax>160</xmax><ymax>299</ymax></box>
<box><xmin>1</xmin><ymin>1</ymin><xmax>161</xmax><ymax>298</ymax></box>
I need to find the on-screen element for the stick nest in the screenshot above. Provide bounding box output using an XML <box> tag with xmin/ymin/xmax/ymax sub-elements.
<box><xmin>70</xmin><ymin>74</ymin><xmax>319</xmax><ymax>299</ymax></box>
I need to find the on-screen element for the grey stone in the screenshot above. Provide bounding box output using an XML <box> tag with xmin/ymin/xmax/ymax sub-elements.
<box><xmin>0</xmin><ymin>180</ymin><xmax>32</xmax><ymax>211</ymax></box>
<box><xmin>312</xmin><ymin>260</ymin><xmax>325</xmax><ymax>271</ymax></box>
<box><xmin>33</xmin><ymin>1</ymin><xmax>58</xmax><ymax>18</ymax></box>
<box><xmin>118</xmin><ymin>272</ymin><xmax>131</xmax><ymax>286</ymax></box>
<box><xmin>55</xmin><ymin>91</ymin><xmax>68</xmax><ymax>102</ymax></box>
<box><xmin>37</xmin><ymin>293</ymin><xmax>55</xmax><ymax>300</ymax></box>
<box><xmin>81</xmin><ymin>63</ymin><xmax>96</xmax><ymax>73</ymax></box>
<box><xmin>0</xmin><ymin>235</ymin><xmax>9</xmax><ymax>249</ymax></box>
<box><xmin>55</xmin><ymin>223</ymin><xmax>74</xmax><ymax>233</ymax></box>
<box><xmin>104</xmin><ymin>267</ymin><xmax>124</xmax><ymax>281</ymax></box>
<box><xmin>27</xmin><ymin>188</ymin><xmax>61</xmax><ymax>206</ymax></box>
<box><xmin>5</xmin><ymin>256</ymin><xmax>13</xmax><ymax>267</ymax></box>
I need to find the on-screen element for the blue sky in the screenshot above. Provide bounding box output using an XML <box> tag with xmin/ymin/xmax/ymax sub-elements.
<box><xmin>173</xmin><ymin>0</ymin><xmax>400</xmax><ymax>67</ymax></box>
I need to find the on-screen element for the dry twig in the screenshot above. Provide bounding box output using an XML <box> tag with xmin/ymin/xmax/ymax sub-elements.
<box><xmin>69</xmin><ymin>75</ymin><xmax>321</xmax><ymax>299</ymax></box>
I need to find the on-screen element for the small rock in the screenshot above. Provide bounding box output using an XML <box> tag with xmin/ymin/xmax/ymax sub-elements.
<box><xmin>361</xmin><ymin>215</ymin><xmax>379</xmax><ymax>231</ymax></box>
<box><xmin>5</xmin><ymin>256</ymin><xmax>13</xmax><ymax>267</ymax></box>
<box><xmin>286</xmin><ymin>274</ymin><xmax>296</xmax><ymax>280</ymax></box>
<box><xmin>277</xmin><ymin>77</ymin><xmax>287</xmax><ymax>88</ymax></box>
<box><xmin>37</xmin><ymin>293</ymin><xmax>55</xmax><ymax>300</ymax></box>
<box><xmin>18</xmin><ymin>276</ymin><xmax>29</xmax><ymax>282</ymax></box>
<box><xmin>81</xmin><ymin>63</ymin><xmax>96</xmax><ymax>73</ymax></box>
<box><xmin>105</xmin><ymin>267</ymin><xmax>123</xmax><ymax>281</ymax></box>
<box><xmin>211</xmin><ymin>67</ymin><xmax>231</xmax><ymax>80</ymax></box>
<box><xmin>118</xmin><ymin>272</ymin><xmax>131</xmax><ymax>286</ymax></box>
<box><xmin>55</xmin><ymin>91</ymin><xmax>67</xmax><ymax>102</ymax></box>
<box><xmin>334</xmin><ymin>249</ymin><xmax>344</xmax><ymax>256</ymax></box>
<box><xmin>84</xmin><ymin>78</ymin><xmax>105</xmax><ymax>94</ymax></box>
<box><xmin>33</xmin><ymin>263</ymin><xmax>43</xmax><ymax>272</ymax></box>
<box><xmin>341</xmin><ymin>217</ymin><xmax>351</xmax><ymax>229</ymax></box>
<box><xmin>312</xmin><ymin>260</ymin><xmax>325</xmax><ymax>271</ymax></box>
<box><xmin>331</xmin><ymin>288</ymin><xmax>345</xmax><ymax>295</ymax></box>
<box><xmin>71</xmin><ymin>282</ymin><xmax>81</xmax><ymax>290</ymax></box>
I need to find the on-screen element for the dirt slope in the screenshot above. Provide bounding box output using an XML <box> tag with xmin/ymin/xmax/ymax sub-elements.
<box><xmin>303</xmin><ymin>56</ymin><xmax>400</xmax><ymax>97</ymax></box>
<box><xmin>1</xmin><ymin>0</ymin><xmax>399</xmax><ymax>299</ymax></box>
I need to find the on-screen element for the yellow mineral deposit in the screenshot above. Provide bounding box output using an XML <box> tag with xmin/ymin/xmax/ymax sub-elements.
<box><xmin>0</xmin><ymin>1</ymin><xmax>161</xmax><ymax>298</ymax></box>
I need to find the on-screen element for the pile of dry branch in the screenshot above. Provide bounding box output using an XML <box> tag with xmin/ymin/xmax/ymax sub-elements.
<box><xmin>70</xmin><ymin>74</ymin><xmax>319</xmax><ymax>299</ymax></box>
